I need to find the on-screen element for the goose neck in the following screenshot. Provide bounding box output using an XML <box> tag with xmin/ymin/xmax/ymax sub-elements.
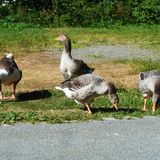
<box><xmin>63</xmin><ymin>39</ymin><xmax>72</xmax><ymax>57</ymax></box>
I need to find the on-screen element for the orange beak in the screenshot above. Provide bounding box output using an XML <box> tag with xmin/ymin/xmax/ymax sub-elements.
<box><xmin>114</xmin><ymin>100</ymin><xmax>119</xmax><ymax>110</ymax></box>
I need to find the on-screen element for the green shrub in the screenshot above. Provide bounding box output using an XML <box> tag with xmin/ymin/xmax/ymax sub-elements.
<box><xmin>0</xmin><ymin>0</ymin><xmax>160</xmax><ymax>27</ymax></box>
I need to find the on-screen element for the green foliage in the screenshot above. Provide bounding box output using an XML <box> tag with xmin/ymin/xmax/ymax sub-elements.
<box><xmin>131</xmin><ymin>0</ymin><xmax>160</xmax><ymax>24</ymax></box>
<box><xmin>104</xmin><ymin>0</ymin><xmax>160</xmax><ymax>26</ymax></box>
<box><xmin>0</xmin><ymin>0</ymin><xmax>159</xmax><ymax>27</ymax></box>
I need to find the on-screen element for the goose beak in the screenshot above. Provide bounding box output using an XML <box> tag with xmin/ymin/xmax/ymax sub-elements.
<box><xmin>114</xmin><ymin>100</ymin><xmax>119</xmax><ymax>110</ymax></box>
<box><xmin>55</xmin><ymin>37</ymin><xmax>60</xmax><ymax>41</ymax></box>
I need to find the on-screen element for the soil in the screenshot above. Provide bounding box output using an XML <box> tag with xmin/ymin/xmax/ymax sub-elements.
<box><xmin>9</xmin><ymin>45</ymin><xmax>160</xmax><ymax>93</ymax></box>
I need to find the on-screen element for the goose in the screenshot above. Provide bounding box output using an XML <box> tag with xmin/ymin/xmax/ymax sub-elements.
<box><xmin>55</xmin><ymin>74</ymin><xmax>119</xmax><ymax>114</ymax></box>
<box><xmin>139</xmin><ymin>71</ymin><xmax>160</xmax><ymax>112</ymax></box>
<box><xmin>139</xmin><ymin>70</ymin><xmax>160</xmax><ymax>80</ymax></box>
<box><xmin>55</xmin><ymin>34</ymin><xmax>94</xmax><ymax>80</ymax></box>
<box><xmin>0</xmin><ymin>53</ymin><xmax>22</xmax><ymax>100</ymax></box>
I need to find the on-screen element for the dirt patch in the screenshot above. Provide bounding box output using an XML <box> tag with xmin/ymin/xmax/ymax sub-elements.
<box><xmin>93</xmin><ymin>62</ymin><xmax>138</xmax><ymax>88</ymax></box>
<box><xmin>16</xmin><ymin>52</ymin><xmax>62</xmax><ymax>91</ymax></box>
<box><xmin>8</xmin><ymin>51</ymin><xmax>138</xmax><ymax>94</ymax></box>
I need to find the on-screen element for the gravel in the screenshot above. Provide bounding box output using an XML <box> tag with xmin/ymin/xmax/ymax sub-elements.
<box><xmin>52</xmin><ymin>45</ymin><xmax>160</xmax><ymax>62</ymax></box>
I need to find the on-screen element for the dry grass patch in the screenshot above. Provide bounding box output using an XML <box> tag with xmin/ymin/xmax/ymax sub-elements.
<box><xmin>1</xmin><ymin>52</ymin><xmax>138</xmax><ymax>96</ymax></box>
<box><xmin>94</xmin><ymin>62</ymin><xmax>138</xmax><ymax>88</ymax></box>
<box><xmin>16</xmin><ymin>52</ymin><xmax>63</xmax><ymax>91</ymax></box>
<box><xmin>0</xmin><ymin>52</ymin><xmax>145</xmax><ymax>124</ymax></box>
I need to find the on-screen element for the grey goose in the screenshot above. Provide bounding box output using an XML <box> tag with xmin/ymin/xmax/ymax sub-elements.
<box><xmin>55</xmin><ymin>34</ymin><xmax>94</xmax><ymax>80</ymax></box>
<box><xmin>139</xmin><ymin>70</ymin><xmax>160</xmax><ymax>112</ymax></box>
<box><xmin>55</xmin><ymin>74</ymin><xmax>119</xmax><ymax>114</ymax></box>
<box><xmin>0</xmin><ymin>53</ymin><xmax>22</xmax><ymax>100</ymax></box>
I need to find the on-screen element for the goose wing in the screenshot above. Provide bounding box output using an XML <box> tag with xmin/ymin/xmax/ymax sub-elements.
<box><xmin>0</xmin><ymin>58</ymin><xmax>19</xmax><ymax>73</ymax></box>
<box><xmin>72</xmin><ymin>59</ymin><xmax>94</xmax><ymax>75</ymax></box>
<box><xmin>58</xmin><ymin>74</ymin><xmax>94</xmax><ymax>91</ymax></box>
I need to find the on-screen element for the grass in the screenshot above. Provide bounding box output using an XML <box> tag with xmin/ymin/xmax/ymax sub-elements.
<box><xmin>0</xmin><ymin>22</ymin><xmax>160</xmax><ymax>56</ymax></box>
<box><xmin>0</xmin><ymin>58</ymin><xmax>159</xmax><ymax>124</ymax></box>
<box><xmin>112</xmin><ymin>59</ymin><xmax>160</xmax><ymax>74</ymax></box>
<box><xmin>0</xmin><ymin>88</ymin><xmax>159</xmax><ymax>124</ymax></box>
<box><xmin>0</xmin><ymin>22</ymin><xmax>160</xmax><ymax>124</ymax></box>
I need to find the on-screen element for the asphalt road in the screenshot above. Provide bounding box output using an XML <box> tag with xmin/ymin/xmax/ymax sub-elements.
<box><xmin>1</xmin><ymin>116</ymin><xmax>160</xmax><ymax>160</ymax></box>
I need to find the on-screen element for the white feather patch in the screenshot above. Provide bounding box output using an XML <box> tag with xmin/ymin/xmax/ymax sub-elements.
<box><xmin>5</xmin><ymin>53</ymin><xmax>14</xmax><ymax>59</ymax></box>
<box><xmin>67</xmin><ymin>70</ymin><xmax>72</xmax><ymax>77</ymax></box>
<box><xmin>55</xmin><ymin>86</ymin><xmax>75</xmax><ymax>98</ymax></box>
<box><xmin>63</xmin><ymin>88</ymin><xmax>75</xmax><ymax>98</ymax></box>
<box><xmin>55</xmin><ymin>86</ymin><xmax>63</xmax><ymax>90</ymax></box>
<box><xmin>74</xmin><ymin>99</ymin><xmax>82</xmax><ymax>104</ymax></box>
<box><xmin>0</xmin><ymin>68</ymin><xmax>21</xmax><ymax>85</ymax></box>
<box><xmin>143</xmin><ymin>93</ymin><xmax>148</xmax><ymax>97</ymax></box>
<box><xmin>0</xmin><ymin>69</ymin><xmax>9</xmax><ymax>77</ymax></box>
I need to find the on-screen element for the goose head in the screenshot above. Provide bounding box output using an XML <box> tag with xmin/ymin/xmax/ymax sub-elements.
<box><xmin>55</xmin><ymin>34</ymin><xmax>71</xmax><ymax>54</ymax></box>
<box><xmin>109</xmin><ymin>93</ymin><xmax>119</xmax><ymax>110</ymax></box>
<box><xmin>139</xmin><ymin>70</ymin><xmax>160</xmax><ymax>80</ymax></box>
<box><xmin>4</xmin><ymin>53</ymin><xmax>14</xmax><ymax>61</ymax></box>
<box><xmin>139</xmin><ymin>72</ymin><xmax>145</xmax><ymax>80</ymax></box>
<box><xmin>55</xmin><ymin>34</ymin><xmax>69</xmax><ymax>42</ymax></box>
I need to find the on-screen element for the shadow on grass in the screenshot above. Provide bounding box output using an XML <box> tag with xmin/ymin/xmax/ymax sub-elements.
<box><xmin>16</xmin><ymin>90</ymin><xmax>52</xmax><ymax>101</ymax></box>
<box><xmin>91</xmin><ymin>107</ymin><xmax>140</xmax><ymax>114</ymax></box>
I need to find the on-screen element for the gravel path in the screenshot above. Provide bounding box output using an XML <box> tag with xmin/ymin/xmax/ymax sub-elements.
<box><xmin>1</xmin><ymin>116</ymin><xmax>160</xmax><ymax>160</ymax></box>
<box><xmin>52</xmin><ymin>45</ymin><xmax>160</xmax><ymax>62</ymax></box>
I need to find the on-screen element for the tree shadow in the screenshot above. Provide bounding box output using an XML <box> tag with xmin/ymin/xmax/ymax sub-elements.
<box><xmin>16</xmin><ymin>89</ymin><xmax>52</xmax><ymax>101</ymax></box>
<box><xmin>91</xmin><ymin>107</ymin><xmax>140</xmax><ymax>114</ymax></box>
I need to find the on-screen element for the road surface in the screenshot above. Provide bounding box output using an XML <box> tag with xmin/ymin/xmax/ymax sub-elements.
<box><xmin>0</xmin><ymin>116</ymin><xmax>160</xmax><ymax>160</ymax></box>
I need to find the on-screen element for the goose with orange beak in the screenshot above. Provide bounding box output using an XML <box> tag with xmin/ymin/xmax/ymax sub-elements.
<box><xmin>139</xmin><ymin>70</ymin><xmax>160</xmax><ymax>112</ymax></box>
<box><xmin>55</xmin><ymin>74</ymin><xmax>119</xmax><ymax>114</ymax></box>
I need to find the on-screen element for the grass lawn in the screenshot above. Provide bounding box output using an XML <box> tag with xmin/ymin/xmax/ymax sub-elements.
<box><xmin>0</xmin><ymin>22</ymin><xmax>160</xmax><ymax>55</ymax></box>
<box><xmin>0</xmin><ymin>88</ymin><xmax>159</xmax><ymax>124</ymax></box>
<box><xmin>0</xmin><ymin>22</ymin><xmax>160</xmax><ymax>124</ymax></box>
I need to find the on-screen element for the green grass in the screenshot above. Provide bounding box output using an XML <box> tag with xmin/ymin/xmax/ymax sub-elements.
<box><xmin>0</xmin><ymin>23</ymin><xmax>160</xmax><ymax>124</ymax></box>
<box><xmin>0</xmin><ymin>89</ymin><xmax>159</xmax><ymax>124</ymax></box>
<box><xmin>112</xmin><ymin>59</ymin><xmax>160</xmax><ymax>74</ymax></box>
<box><xmin>0</xmin><ymin>22</ymin><xmax>160</xmax><ymax>56</ymax></box>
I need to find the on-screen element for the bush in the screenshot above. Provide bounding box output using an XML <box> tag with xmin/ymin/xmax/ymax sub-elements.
<box><xmin>132</xmin><ymin>0</ymin><xmax>160</xmax><ymax>24</ymax></box>
<box><xmin>0</xmin><ymin>0</ymin><xmax>160</xmax><ymax>27</ymax></box>
<box><xmin>104</xmin><ymin>0</ymin><xmax>160</xmax><ymax>26</ymax></box>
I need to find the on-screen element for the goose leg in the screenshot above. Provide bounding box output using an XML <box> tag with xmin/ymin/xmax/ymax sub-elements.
<box><xmin>11</xmin><ymin>83</ymin><xmax>16</xmax><ymax>99</ymax></box>
<box><xmin>143</xmin><ymin>98</ymin><xmax>147</xmax><ymax>111</ymax></box>
<box><xmin>85</xmin><ymin>103</ymin><xmax>92</xmax><ymax>114</ymax></box>
<box><xmin>152</xmin><ymin>94</ymin><xmax>159</xmax><ymax>112</ymax></box>
<box><xmin>0</xmin><ymin>81</ymin><xmax>2</xmax><ymax>100</ymax></box>
<box><xmin>152</xmin><ymin>102</ymin><xmax>157</xmax><ymax>112</ymax></box>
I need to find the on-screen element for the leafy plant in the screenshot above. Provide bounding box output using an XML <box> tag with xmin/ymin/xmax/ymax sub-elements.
<box><xmin>1</xmin><ymin>0</ymin><xmax>159</xmax><ymax>27</ymax></box>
